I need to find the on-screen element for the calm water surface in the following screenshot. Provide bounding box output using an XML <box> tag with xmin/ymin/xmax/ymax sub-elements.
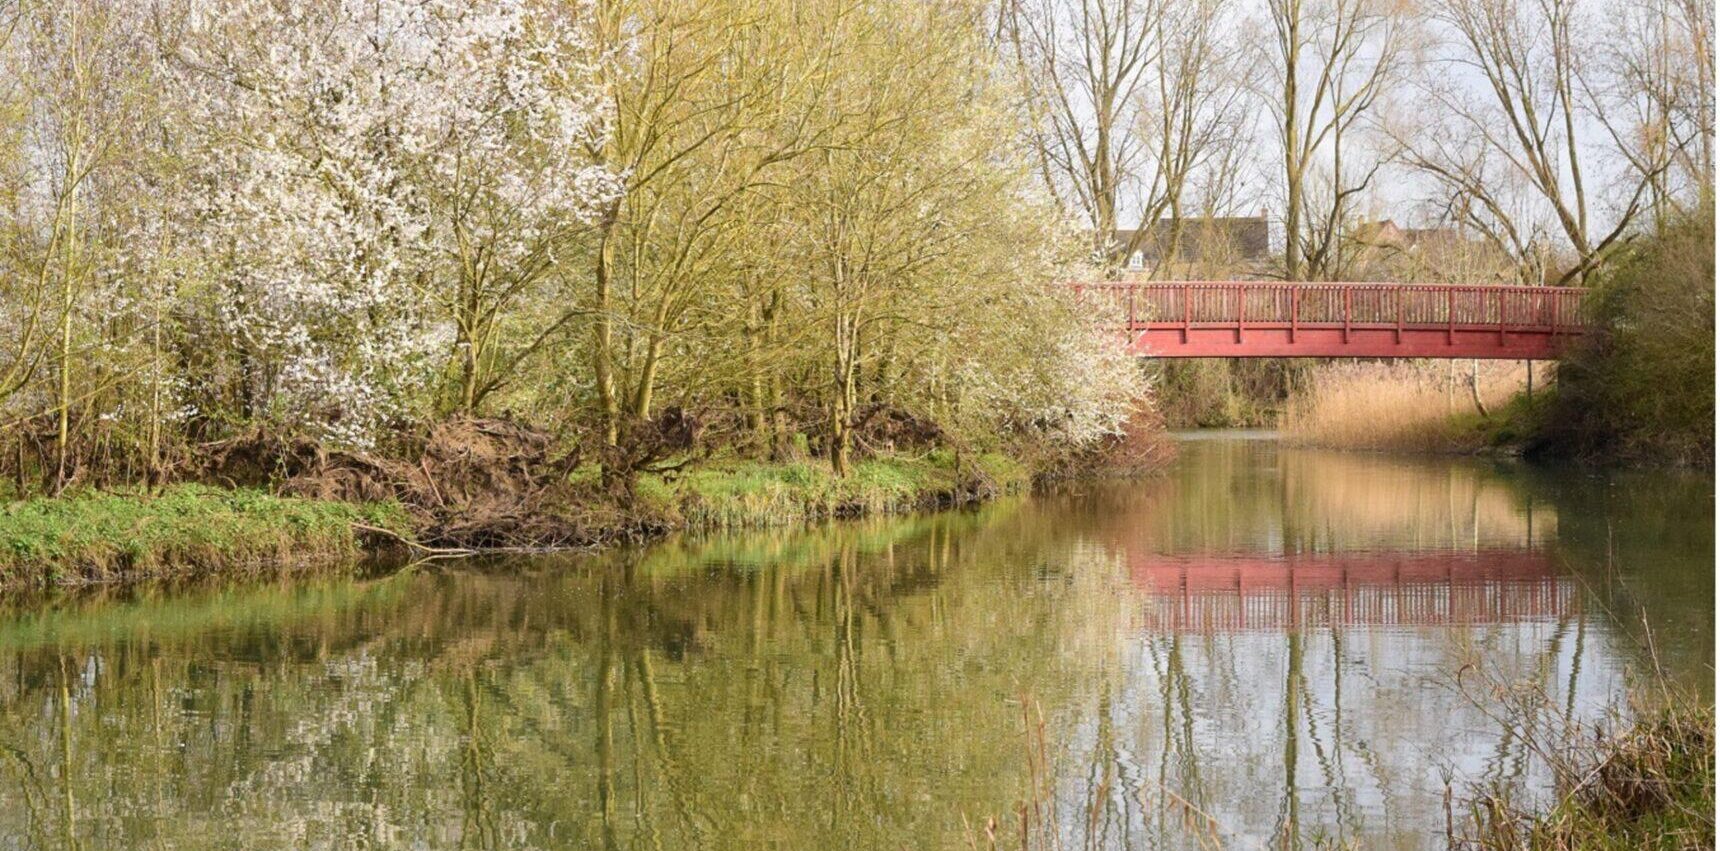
<box><xmin>0</xmin><ymin>434</ymin><xmax>1711</xmax><ymax>849</ymax></box>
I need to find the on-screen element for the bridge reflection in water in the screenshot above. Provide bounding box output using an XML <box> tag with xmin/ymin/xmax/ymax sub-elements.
<box><xmin>1128</xmin><ymin>549</ymin><xmax>1575</xmax><ymax>632</ymax></box>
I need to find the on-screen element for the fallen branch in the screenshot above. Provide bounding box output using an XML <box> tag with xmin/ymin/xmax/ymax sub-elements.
<box><xmin>351</xmin><ymin>522</ymin><xmax>475</xmax><ymax>558</ymax></box>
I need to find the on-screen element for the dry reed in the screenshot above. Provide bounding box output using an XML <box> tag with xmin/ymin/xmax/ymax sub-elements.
<box><xmin>1281</xmin><ymin>360</ymin><xmax>1543</xmax><ymax>452</ymax></box>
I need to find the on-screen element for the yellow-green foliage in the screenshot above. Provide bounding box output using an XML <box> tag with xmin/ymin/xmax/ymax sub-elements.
<box><xmin>0</xmin><ymin>485</ymin><xmax>413</xmax><ymax>586</ymax></box>
<box><xmin>664</xmin><ymin>453</ymin><xmax>1028</xmax><ymax>531</ymax></box>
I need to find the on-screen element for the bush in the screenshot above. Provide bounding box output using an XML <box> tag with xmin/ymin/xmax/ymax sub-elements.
<box><xmin>1541</xmin><ymin>207</ymin><xmax>1716</xmax><ymax>466</ymax></box>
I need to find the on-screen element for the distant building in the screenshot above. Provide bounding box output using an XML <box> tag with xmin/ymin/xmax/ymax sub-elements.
<box><xmin>1108</xmin><ymin>215</ymin><xmax>1271</xmax><ymax>277</ymax></box>
<box><xmin>1350</xmin><ymin>219</ymin><xmax>1465</xmax><ymax>253</ymax></box>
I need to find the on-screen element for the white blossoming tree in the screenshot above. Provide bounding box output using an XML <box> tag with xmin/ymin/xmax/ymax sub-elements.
<box><xmin>167</xmin><ymin>0</ymin><xmax>618</xmax><ymax>447</ymax></box>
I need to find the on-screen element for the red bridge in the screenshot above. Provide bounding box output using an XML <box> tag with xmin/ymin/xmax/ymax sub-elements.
<box><xmin>1076</xmin><ymin>282</ymin><xmax>1590</xmax><ymax>359</ymax></box>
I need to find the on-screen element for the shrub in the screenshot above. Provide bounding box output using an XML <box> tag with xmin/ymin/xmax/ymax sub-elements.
<box><xmin>1542</xmin><ymin>207</ymin><xmax>1716</xmax><ymax>466</ymax></box>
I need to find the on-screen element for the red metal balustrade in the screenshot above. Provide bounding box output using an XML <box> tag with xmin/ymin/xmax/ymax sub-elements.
<box><xmin>1071</xmin><ymin>281</ymin><xmax>1591</xmax><ymax>359</ymax></box>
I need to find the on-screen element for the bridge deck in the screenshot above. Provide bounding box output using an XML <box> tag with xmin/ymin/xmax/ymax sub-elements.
<box><xmin>1076</xmin><ymin>282</ymin><xmax>1590</xmax><ymax>359</ymax></box>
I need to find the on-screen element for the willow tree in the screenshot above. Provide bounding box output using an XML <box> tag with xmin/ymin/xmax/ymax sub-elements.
<box><xmin>0</xmin><ymin>0</ymin><xmax>158</xmax><ymax>489</ymax></box>
<box><xmin>581</xmin><ymin>0</ymin><xmax>840</xmax><ymax>445</ymax></box>
<box><xmin>774</xmin><ymin>0</ymin><xmax>1142</xmax><ymax>475</ymax></box>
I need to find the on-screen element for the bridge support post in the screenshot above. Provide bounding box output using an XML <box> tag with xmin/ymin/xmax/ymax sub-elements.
<box><xmin>1446</xmin><ymin>289</ymin><xmax>1455</xmax><ymax>345</ymax></box>
<box><xmin>1497</xmin><ymin>289</ymin><xmax>1506</xmax><ymax>346</ymax></box>
<box><xmin>1394</xmin><ymin>287</ymin><xmax>1402</xmax><ymax>344</ymax></box>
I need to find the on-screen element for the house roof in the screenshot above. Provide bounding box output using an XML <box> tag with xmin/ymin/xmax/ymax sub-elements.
<box><xmin>1351</xmin><ymin>220</ymin><xmax>1466</xmax><ymax>250</ymax></box>
<box><xmin>1111</xmin><ymin>216</ymin><xmax>1270</xmax><ymax>262</ymax></box>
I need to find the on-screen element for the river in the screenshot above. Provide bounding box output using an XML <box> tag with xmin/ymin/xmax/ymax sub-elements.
<box><xmin>0</xmin><ymin>433</ymin><xmax>1711</xmax><ymax>849</ymax></box>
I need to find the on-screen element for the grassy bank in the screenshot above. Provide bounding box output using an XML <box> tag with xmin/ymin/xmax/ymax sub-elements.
<box><xmin>0</xmin><ymin>485</ymin><xmax>415</xmax><ymax>587</ymax></box>
<box><xmin>0</xmin><ymin>453</ymin><xmax>1034</xmax><ymax>588</ymax></box>
<box><xmin>653</xmin><ymin>452</ymin><xmax>1029</xmax><ymax>531</ymax></box>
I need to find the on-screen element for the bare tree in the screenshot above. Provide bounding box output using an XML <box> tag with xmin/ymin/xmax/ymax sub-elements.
<box><xmin>1138</xmin><ymin>0</ymin><xmax>1255</xmax><ymax>277</ymax></box>
<box><xmin>1002</xmin><ymin>0</ymin><xmax>1250</xmax><ymax>276</ymax></box>
<box><xmin>1605</xmin><ymin>0</ymin><xmax>1714</xmax><ymax>225</ymax></box>
<box><xmin>1002</xmin><ymin>0</ymin><xmax>1162</xmax><ymax>271</ymax></box>
<box><xmin>1399</xmin><ymin>0</ymin><xmax>1683</xmax><ymax>285</ymax></box>
<box><xmin>1257</xmin><ymin>0</ymin><xmax>1406</xmax><ymax>282</ymax></box>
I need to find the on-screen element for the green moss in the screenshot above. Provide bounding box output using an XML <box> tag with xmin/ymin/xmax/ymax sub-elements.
<box><xmin>1446</xmin><ymin>389</ymin><xmax>1558</xmax><ymax>453</ymax></box>
<box><xmin>0</xmin><ymin>485</ymin><xmax>412</xmax><ymax>587</ymax></box>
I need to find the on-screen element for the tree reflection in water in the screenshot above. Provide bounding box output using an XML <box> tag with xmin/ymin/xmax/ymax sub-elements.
<box><xmin>0</xmin><ymin>436</ymin><xmax>1709</xmax><ymax>849</ymax></box>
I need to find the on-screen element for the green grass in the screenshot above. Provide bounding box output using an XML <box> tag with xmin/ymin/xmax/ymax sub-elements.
<box><xmin>661</xmin><ymin>452</ymin><xmax>1028</xmax><ymax>531</ymax></box>
<box><xmin>0</xmin><ymin>484</ymin><xmax>413</xmax><ymax>587</ymax></box>
<box><xmin>0</xmin><ymin>453</ymin><xmax>1030</xmax><ymax>586</ymax></box>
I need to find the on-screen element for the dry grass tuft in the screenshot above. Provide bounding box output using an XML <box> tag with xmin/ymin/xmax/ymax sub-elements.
<box><xmin>1453</xmin><ymin>699</ymin><xmax>1714</xmax><ymax>849</ymax></box>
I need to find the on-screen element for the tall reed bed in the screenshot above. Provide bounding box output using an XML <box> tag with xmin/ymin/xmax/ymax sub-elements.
<box><xmin>1281</xmin><ymin>360</ymin><xmax>1542</xmax><ymax>452</ymax></box>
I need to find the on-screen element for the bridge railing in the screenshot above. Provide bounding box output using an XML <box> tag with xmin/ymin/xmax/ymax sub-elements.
<box><xmin>1071</xmin><ymin>281</ymin><xmax>1588</xmax><ymax>333</ymax></box>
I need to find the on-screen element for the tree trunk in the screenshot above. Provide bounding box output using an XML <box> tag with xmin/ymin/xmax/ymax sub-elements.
<box><xmin>593</xmin><ymin>223</ymin><xmax>620</xmax><ymax>445</ymax></box>
<box><xmin>1469</xmin><ymin>360</ymin><xmax>1489</xmax><ymax>417</ymax></box>
<box><xmin>54</xmin><ymin>162</ymin><xmax>80</xmax><ymax>494</ymax></box>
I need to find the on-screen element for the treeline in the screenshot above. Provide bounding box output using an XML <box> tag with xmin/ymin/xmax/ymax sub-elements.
<box><xmin>1004</xmin><ymin>0</ymin><xmax>1711</xmax><ymax>432</ymax></box>
<box><xmin>0</xmin><ymin>0</ymin><xmax>1146</xmax><ymax>497</ymax></box>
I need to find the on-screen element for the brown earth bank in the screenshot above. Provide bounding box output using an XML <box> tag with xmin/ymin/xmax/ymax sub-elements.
<box><xmin>2</xmin><ymin>409</ymin><xmax>1176</xmax><ymax>587</ymax></box>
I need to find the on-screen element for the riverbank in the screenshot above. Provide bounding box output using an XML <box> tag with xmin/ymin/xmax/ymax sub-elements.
<box><xmin>0</xmin><ymin>485</ymin><xmax>416</xmax><ymax>586</ymax></box>
<box><xmin>1459</xmin><ymin>698</ymin><xmax>1714</xmax><ymax>848</ymax></box>
<box><xmin>0</xmin><ymin>452</ymin><xmax>1035</xmax><ymax>588</ymax></box>
<box><xmin>1283</xmin><ymin>210</ymin><xmax>1713</xmax><ymax>468</ymax></box>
